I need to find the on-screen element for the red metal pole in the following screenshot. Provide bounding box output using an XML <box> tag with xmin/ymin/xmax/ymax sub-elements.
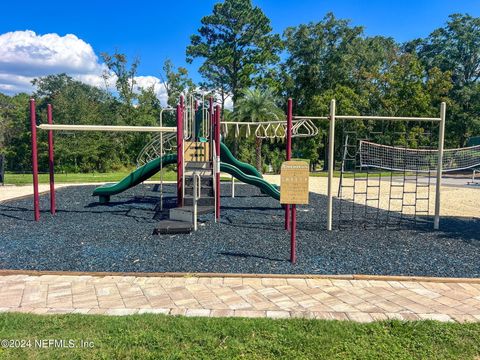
<box><xmin>47</xmin><ymin>104</ymin><xmax>55</xmax><ymax>215</ymax></box>
<box><xmin>215</xmin><ymin>105</ymin><xmax>221</xmax><ymax>219</ymax></box>
<box><xmin>30</xmin><ymin>98</ymin><xmax>40</xmax><ymax>221</ymax></box>
<box><xmin>285</xmin><ymin>98</ymin><xmax>293</xmax><ymax>230</ymax></box>
<box><xmin>176</xmin><ymin>100</ymin><xmax>184</xmax><ymax>207</ymax></box>
<box><xmin>290</xmin><ymin>204</ymin><xmax>296</xmax><ymax>263</ymax></box>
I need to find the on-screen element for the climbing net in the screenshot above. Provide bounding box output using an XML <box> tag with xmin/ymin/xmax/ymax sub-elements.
<box><xmin>338</xmin><ymin>132</ymin><xmax>433</xmax><ymax>230</ymax></box>
<box><xmin>332</xmin><ymin>111</ymin><xmax>445</xmax><ymax>231</ymax></box>
<box><xmin>136</xmin><ymin>132</ymin><xmax>176</xmax><ymax>167</ymax></box>
<box><xmin>360</xmin><ymin>142</ymin><xmax>480</xmax><ymax>173</ymax></box>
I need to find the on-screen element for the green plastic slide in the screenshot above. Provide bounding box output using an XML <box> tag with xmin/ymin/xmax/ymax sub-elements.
<box><xmin>220</xmin><ymin>142</ymin><xmax>263</xmax><ymax>178</ymax></box>
<box><xmin>220</xmin><ymin>162</ymin><xmax>280</xmax><ymax>201</ymax></box>
<box><xmin>93</xmin><ymin>154</ymin><xmax>177</xmax><ymax>203</ymax></box>
<box><xmin>92</xmin><ymin>143</ymin><xmax>280</xmax><ymax>203</ymax></box>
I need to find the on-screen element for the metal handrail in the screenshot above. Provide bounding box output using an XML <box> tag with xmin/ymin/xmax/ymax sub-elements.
<box><xmin>193</xmin><ymin>172</ymin><xmax>201</xmax><ymax>231</ymax></box>
<box><xmin>212</xmin><ymin>139</ymin><xmax>217</xmax><ymax>222</ymax></box>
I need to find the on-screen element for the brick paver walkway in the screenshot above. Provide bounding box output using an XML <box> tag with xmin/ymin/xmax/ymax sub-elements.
<box><xmin>1</xmin><ymin>274</ymin><xmax>480</xmax><ymax>322</ymax></box>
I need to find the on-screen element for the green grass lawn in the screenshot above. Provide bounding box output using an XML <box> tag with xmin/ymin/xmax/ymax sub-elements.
<box><xmin>4</xmin><ymin>171</ymin><xmax>179</xmax><ymax>186</ymax></box>
<box><xmin>5</xmin><ymin>170</ymin><xmax>403</xmax><ymax>186</ymax></box>
<box><xmin>0</xmin><ymin>313</ymin><xmax>479</xmax><ymax>359</ymax></box>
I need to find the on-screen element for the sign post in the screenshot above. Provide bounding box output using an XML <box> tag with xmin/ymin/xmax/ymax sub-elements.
<box><xmin>280</xmin><ymin>160</ymin><xmax>309</xmax><ymax>263</ymax></box>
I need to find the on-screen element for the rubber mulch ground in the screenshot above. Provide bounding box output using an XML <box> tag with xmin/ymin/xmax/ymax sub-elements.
<box><xmin>0</xmin><ymin>184</ymin><xmax>479</xmax><ymax>277</ymax></box>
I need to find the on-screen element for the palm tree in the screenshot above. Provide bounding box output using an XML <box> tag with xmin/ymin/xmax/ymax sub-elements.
<box><xmin>235</xmin><ymin>88</ymin><xmax>284</xmax><ymax>172</ymax></box>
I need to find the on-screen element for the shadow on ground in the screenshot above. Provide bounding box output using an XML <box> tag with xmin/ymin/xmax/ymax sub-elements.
<box><xmin>0</xmin><ymin>183</ymin><xmax>478</xmax><ymax>277</ymax></box>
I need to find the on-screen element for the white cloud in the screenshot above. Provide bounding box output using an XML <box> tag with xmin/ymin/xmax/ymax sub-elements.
<box><xmin>0</xmin><ymin>30</ymin><xmax>103</xmax><ymax>79</ymax></box>
<box><xmin>0</xmin><ymin>73</ymin><xmax>33</xmax><ymax>93</ymax></box>
<box><xmin>224</xmin><ymin>96</ymin><xmax>233</xmax><ymax>110</ymax></box>
<box><xmin>134</xmin><ymin>76</ymin><xmax>168</xmax><ymax>105</ymax></box>
<box><xmin>0</xmin><ymin>30</ymin><xmax>169</xmax><ymax>105</ymax></box>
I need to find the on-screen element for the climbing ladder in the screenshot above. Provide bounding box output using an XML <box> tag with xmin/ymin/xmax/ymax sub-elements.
<box><xmin>338</xmin><ymin>128</ymin><xmax>434</xmax><ymax>230</ymax></box>
<box><xmin>338</xmin><ymin>134</ymin><xmax>383</xmax><ymax>229</ymax></box>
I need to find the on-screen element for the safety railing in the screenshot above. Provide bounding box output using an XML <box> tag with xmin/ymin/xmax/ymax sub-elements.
<box><xmin>192</xmin><ymin>172</ymin><xmax>201</xmax><ymax>231</ymax></box>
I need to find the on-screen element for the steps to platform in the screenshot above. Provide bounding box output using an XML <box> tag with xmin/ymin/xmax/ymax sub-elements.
<box><xmin>169</xmin><ymin>207</ymin><xmax>192</xmax><ymax>223</ymax></box>
<box><xmin>152</xmin><ymin>220</ymin><xmax>193</xmax><ymax>235</ymax></box>
<box><xmin>169</xmin><ymin>205</ymin><xmax>214</xmax><ymax>222</ymax></box>
<box><xmin>154</xmin><ymin>159</ymin><xmax>214</xmax><ymax>235</ymax></box>
<box><xmin>185</xmin><ymin>177</ymin><xmax>213</xmax><ymax>189</ymax></box>
<box><xmin>184</xmin><ymin>196</ymin><xmax>215</xmax><ymax>206</ymax></box>
<box><xmin>184</xmin><ymin>186</ymin><xmax>214</xmax><ymax>197</ymax></box>
<box><xmin>185</xmin><ymin>161</ymin><xmax>213</xmax><ymax>170</ymax></box>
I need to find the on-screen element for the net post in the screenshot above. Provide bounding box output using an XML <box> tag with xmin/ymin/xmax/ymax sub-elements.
<box><xmin>434</xmin><ymin>102</ymin><xmax>446</xmax><ymax>230</ymax></box>
<box><xmin>30</xmin><ymin>98</ymin><xmax>40</xmax><ymax>221</ymax></box>
<box><xmin>327</xmin><ymin>99</ymin><xmax>336</xmax><ymax>231</ymax></box>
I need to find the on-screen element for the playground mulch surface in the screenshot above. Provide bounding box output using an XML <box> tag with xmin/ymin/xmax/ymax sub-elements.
<box><xmin>0</xmin><ymin>184</ymin><xmax>479</xmax><ymax>277</ymax></box>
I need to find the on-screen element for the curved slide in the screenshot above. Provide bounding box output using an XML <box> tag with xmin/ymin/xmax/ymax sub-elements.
<box><xmin>220</xmin><ymin>162</ymin><xmax>280</xmax><ymax>201</ymax></box>
<box><xmin>93</xmin><ymin>154</ymin><xmax>177</xmax><ymax>203</ymax></box>
<box><xmin>93</xmin><ymin>144</ymin><xmax>280</xmax><ymax>202</ymax></box>
<box><xmin>220</xmin><ymin>142</ymin><xmax>263</xmax><ymax>178</ymax></box>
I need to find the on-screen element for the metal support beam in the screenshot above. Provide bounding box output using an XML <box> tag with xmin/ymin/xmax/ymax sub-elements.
<box><xmin>434</xmin><ymin>102</ymin><xmax>446</xmax><ymax>230</ymax></box>
<box><xmin>47</xmin><ymin>104</ymin><xmax>55</xmax><ymax>215</ymax></box>
<box><xmin>285</xmin><ymin>98</ymin><xmax>292</xmax><ymax>231</ymax></box>
<box><xmin>30</xmin><ymin>99</ymin><xmax>40</xmax><ymax>221</ymax></box>
<box><xmin>327</xmin><ymin>100</ymin><xmax>336</xmax><ymax>231</ymax></box>
<box><xmin>177</xmin><ymin>101</ymin><xmax>184</xmax><ymax>207</ymax></box>
<box><xmin>37</xmin><ymin>124</ymin><xmax>176</xmax><ymax>132</ymax></box>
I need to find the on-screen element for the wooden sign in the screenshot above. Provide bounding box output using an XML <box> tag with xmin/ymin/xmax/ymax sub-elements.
<box><xmin>280</xmin><ymin>161</ymin><xmax>309</xmax><ymax>204</ymax></box>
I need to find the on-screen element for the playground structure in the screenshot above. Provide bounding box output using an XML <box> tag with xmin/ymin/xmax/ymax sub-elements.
<box><xmin>28</xmin><ymin>97</ymin><xmax>444</xmax><ymax>228</ymax></box>
<box><xmin>96</xmin><ymin>95</ymin><xmax>285</xmax><ymax>235</ymax></box>
<box><xmin>29</xmin><ymin>93</ymin><xmax>480</xmax><ymax>262</ymax></box>
<box><xmin>29</xmin><ymin>95</ymin><xmax>286</xmax><ymax>233</ymax></box>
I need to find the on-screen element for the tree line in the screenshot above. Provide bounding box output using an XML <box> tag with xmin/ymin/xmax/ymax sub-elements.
<box><xmin>0</xmin><ymin>0</ymin><xmax>479</xmax><ymax>174</ymax></box>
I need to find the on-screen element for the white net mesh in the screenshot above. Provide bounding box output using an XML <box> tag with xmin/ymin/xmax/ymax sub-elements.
<box><xmin>359</xmin><ymin>141</ymin><xmax>480</xmax><ymax>172</ymax></box>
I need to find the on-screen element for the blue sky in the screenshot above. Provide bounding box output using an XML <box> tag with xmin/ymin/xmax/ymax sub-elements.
<box><xmin>0</xmin><ymin>0</ymin><xmax>479</xmax><ymax>98</ymax></box>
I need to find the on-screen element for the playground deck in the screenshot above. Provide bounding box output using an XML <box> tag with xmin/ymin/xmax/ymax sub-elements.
<box><xmin>0</xmin><ymin>184</ymin><xmax>479</xmax><ymax>277</ymax></box>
